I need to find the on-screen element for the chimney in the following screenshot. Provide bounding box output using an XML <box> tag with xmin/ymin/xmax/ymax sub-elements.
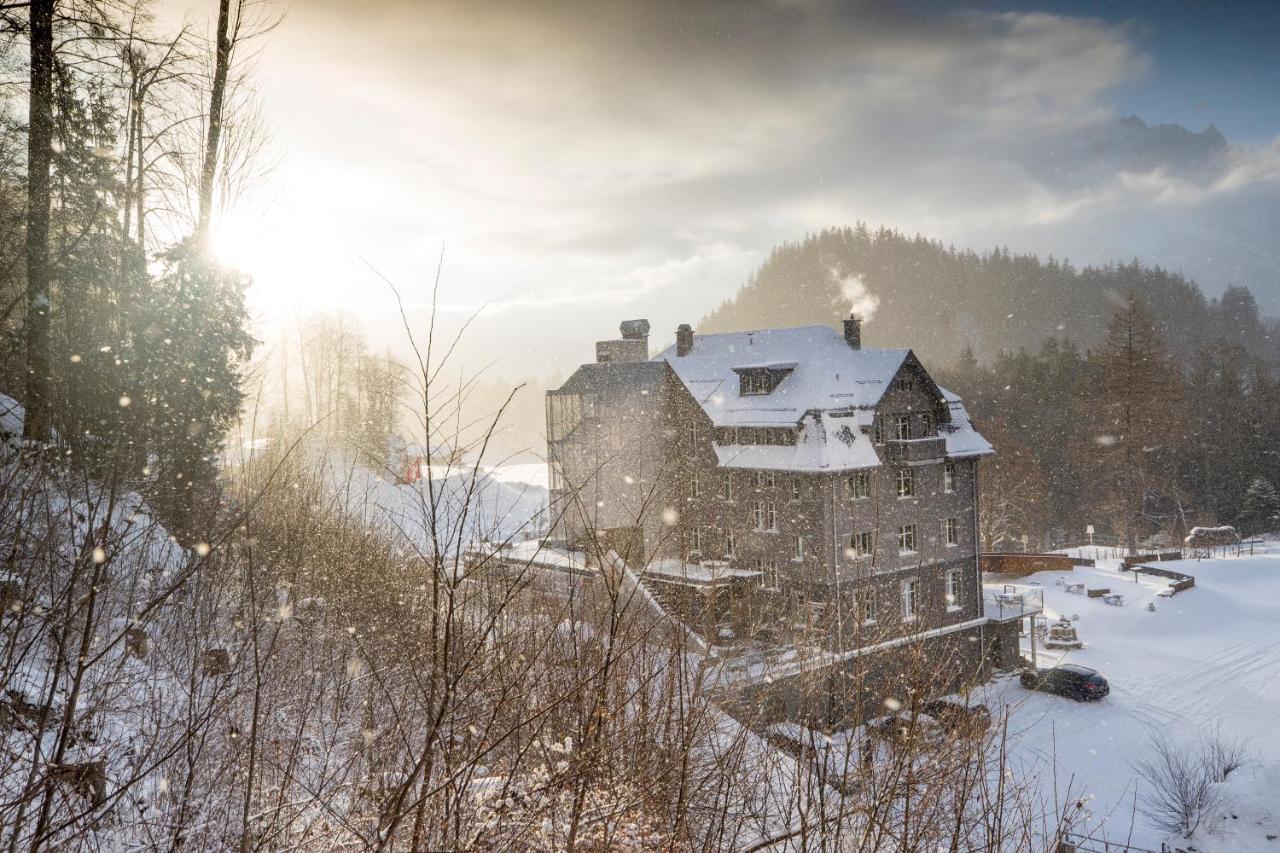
<box><xmin>596</xmin><ymin>318</ymin><xmax>651</xmax><ymax>363</ymax></box>
<box><xmin>619</xmin><ymin>318</ymin><xmax>650</xmax><ymax>340</ymax></box>
<box><xmin>843</xmin><ymin>314</ymin><xmax>861</xmax><ymax>350</ymax></box>
<box><xmin>675</xmin><ymin>324</ymin><xmax>694</xmax><ymax>357</ymax></box>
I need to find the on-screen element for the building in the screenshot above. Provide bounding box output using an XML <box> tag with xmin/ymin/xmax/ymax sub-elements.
<box><xmin>545</xmin><ymin>318</ymin><xmax>1024</xmax><ymax>716</ymax></box>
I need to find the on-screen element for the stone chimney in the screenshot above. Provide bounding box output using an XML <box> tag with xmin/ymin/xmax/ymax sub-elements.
<box><xmin>675</xmin><ymin>324</ymin><xmax>694</xmax><ymax>357</ymax></box>
<box><xmin>596</xmin><ymin>318</ymin><xmax>650</xmax><ymax>363</ymax></box>
<box><xmin>843</xmin><ymin>314</ymin><xmax>861</xmax><ymax>350</ymax></box>
<box><xmin>619</xmin><ymin>318</ymin><xmax>650</xmax><ymax>340</ymax></box>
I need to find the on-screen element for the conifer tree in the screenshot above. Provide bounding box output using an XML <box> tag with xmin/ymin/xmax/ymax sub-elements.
<box><xmin>1077</xmin><ymin>292</ymin><xmax>1185</xmax><ymax>551</ymax></box>
<box><xmin>1240</xmin><ymin>476</ymin><xmax>1280</xmax><ymax>535</ymax></box>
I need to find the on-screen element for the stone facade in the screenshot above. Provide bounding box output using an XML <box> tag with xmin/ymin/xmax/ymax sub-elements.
<box><xmin>547</xmin><ymin>320</ymin><xmax>999</xmax><ymax>680</ymax></box>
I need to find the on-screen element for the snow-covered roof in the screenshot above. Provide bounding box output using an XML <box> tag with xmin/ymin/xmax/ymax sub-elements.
<box><xmin>714</xmin><ymin>410</ymin><xmax>881</xmax><ymax>472</ymax></box>
<box><xmin>653</xmin><ymin>325</ymin><xmax>910</xmax><ymax>428</ymax></box>
<box><xmin>652</xmin><ymin>325</ymin><xmax>992</xmax><ymax>470</ymax></box>
<box><xmin>644</xmin><ymin>558</ymin><xmax>762</xmax><ymax>587</ymax></box>
<box><xmin>939</xmin><ymin>388</ymin><xmax>995</xmax><ymax>459</ymax></box>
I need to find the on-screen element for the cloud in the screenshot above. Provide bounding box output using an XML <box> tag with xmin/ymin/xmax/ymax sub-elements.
<box><xmin>183</xmin><ymin>0</ymin><xmax>1280</xmax><ymax>373</ymax></box>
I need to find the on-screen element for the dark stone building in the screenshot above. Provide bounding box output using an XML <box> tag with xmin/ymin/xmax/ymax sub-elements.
<box><xmin>546</xmin><ymin>318</ymin><xmax>1023</xmax><ymax>720</ymax></box>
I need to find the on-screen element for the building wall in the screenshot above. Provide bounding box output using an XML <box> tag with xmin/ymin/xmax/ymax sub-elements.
<box><xmin>547</xmin><ymin>362</ymin><xmax>676</xmax><ymax>562</ymax></box>
<box><xmin>549</xmin><ymin>345</ymin><xmax>986</xmax><ymax>655</ymax></box>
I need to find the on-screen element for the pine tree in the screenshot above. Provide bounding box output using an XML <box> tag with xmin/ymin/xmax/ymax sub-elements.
<box><xmin>1240</xmin><ymin>477</ymin><xmax>1280</xmax><ymax>535</ymax></box>
<box><xmin>1077</xmin><ymin>293</ymin><xmax>1185</xmax><ymax>552</ymax></box>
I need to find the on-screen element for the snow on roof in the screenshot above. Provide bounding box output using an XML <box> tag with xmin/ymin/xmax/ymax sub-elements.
<box><xmin>939</xmin><ymin>387</ymin><xmax>995</xmax><ymax>459</ymax></box>
<box><xmin>715</xmin><ymin>410</ymin><xmax>881</xmax><ymax>472</ymax></box>
<box><xmin>652</xmin><ymin>326</ymin><xmax>991</xmax><ymax>468</ymax></box>
<box><xmin>654</xmin><ymin>325</ymin><xmax>909</xmax><ymax>428</ymax></box>
<box><xmin>643</xmin><ymin>558</ymin><xmax>762</xmax><ymax>586</ymax></box>
<box><xmin>733</xmin><ymin>360</ymin><xmax>798</xmax><ymax>371</ymax></box>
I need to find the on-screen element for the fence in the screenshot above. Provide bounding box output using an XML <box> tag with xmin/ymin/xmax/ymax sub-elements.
<box><xmin>980</xmin><ymin>553</ymin><xmax>1092</xmax><ymax>576</ymax></box>
<box><xmin>1121</xmin><ymin>563</ymin><xmax>1195</xmax><ymax>594</ymax></box>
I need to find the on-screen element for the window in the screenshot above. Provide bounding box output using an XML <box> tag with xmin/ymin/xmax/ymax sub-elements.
<box><xmin>741</xmin><ymin>372</ymin><xmax>763</xmax><ymax>395</ymax></box>
<box><xmin>793</xmin><ymin>535</ymin><xmax>805</xmax><ymax>561</ymax></box>
<box><xmin>855</xmin><ymin>589</ymin><xmax>876</xmax><ymax>625</ymax></box>
<box><xmin>901</xmin><ymin>578</ymin><xmax>918</xmax><ymax>621</ymax></box>
<box><xmin>767</xmin><ymin>501</ymin><xmax>777</xmax><ymax>531</ymax></box>
<box><xmin>920</xmin><ymin>413</ymin><xmax>934</xmax><ymax>435</ymax></box>
<box><xmin>549</xmin><ymin>458</ymin><xmax>568</xmax><ymax>491</ymax></box>
<box><xmin>894</xmin><ymin>414</ymin><xmax>912</xmax><ymax>441</ymax></box>
<box><xmin>547</xmin><ymin>393</ymin><xmax>585</xmax><ymax>442</ymax></box>
<box><xmin>687</xmin><ymin>421</ymin><xmax>698</xmax><ymax>448</ymax></box>
<box><xmin>946</xmin><ymin>569</ymin><xmax>963</xmax><ymax>611</ymax></box>
<box><xmin>724</xmin><ymin>472</ymin><xmax>735</xmax><ymax>501</ymax></box>
<box><xmin>848</xmin><ymin>471</ymin><xmax>871</xmax><ymax>499</ymax></box>
<box><xmin>753</xmin><ymin>501</ymin><xmax>765</xmax><ymax>530</ymax></box>
<box><xmin>851</xmin><ymin>531</ymin><xmax>874</xmax><ymax>558</ymax></box>
<box><xmin>897</xmin><ymin>524</ymin><xmax>917</xmax><ymax>554</ymax></box>
<box><xmin>945</xmin><ymin>517</ymin><xmax>959</xmax><ymax>547</ymax></box>
<box><xmin>725</xmin><ymin>528</ymin><xmax>736</xmax><ymax>555</ymax></box>
<box><xmin>896</xmin><ymin>468</ymin><xmax>915</xmax><ymax>498</ymax></box>
<box><xmin>894</xmin><ymin>376</ymin><xmax>914</xmax><ymax>392</ymax></box>
<box><xmin>691</xmin><ymin>472</ymin><xmax>701</xmax><ymax>498</ymax></box>
<box><xmin>691</xmin><ymin>527</ymin><xmax>704</xmax><ymax>553</ymax></box>
<box><xmin>791</xmin><ymin>477</ymin><xmax>801</xmax><ymax>500</ymax></box>
<box><xmin>758</xmin><ymin>559</ymin><xmax>779</xmax><ymax>589</ymax></box>
<box><xmin>944</xmin><ymin>461</ymin><xmax>956</xmax><ymax>494</ymax></box>
<box><xmin>873</xmin><ymin>419</ymin><xmax>884</xmax><ymax>445</ymax></box>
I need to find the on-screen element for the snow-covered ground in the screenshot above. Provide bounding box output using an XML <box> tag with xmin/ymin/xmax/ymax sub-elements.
<box><xmin>324</xmin><ymin>453</ymin><xmax>550</xmax><ymax>552</ymax></box>
<box><xmin>983</xmin><ymin>548</ymin><xmax>1280</xmax><ymax>851</ymax></box>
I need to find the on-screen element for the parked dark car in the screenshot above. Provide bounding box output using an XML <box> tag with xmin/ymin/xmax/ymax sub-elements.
<box><xmin>921</xmin><ymin>699</ymin><xmax>992</xmax><ymax>735</ymax></box>
<box><xmin>1020</xmin><ymin>664</ymin><xmax>1109</xmax><ymax>701</ymax></box>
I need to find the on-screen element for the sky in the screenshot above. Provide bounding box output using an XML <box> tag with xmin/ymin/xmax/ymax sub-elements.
<box><xmin>158</xmin><ymin>0</ymin><xmax>1280</xmax><ymax>377</ymax></box>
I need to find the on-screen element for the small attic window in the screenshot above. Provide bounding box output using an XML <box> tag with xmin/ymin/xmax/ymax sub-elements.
<box><xmin>741</xmin><ymin>371</ymin><xmax>770</xmax><ymax>395</ymax></box>
<box><xmin>894</xmin><ymin>376</ymin><xmax>914</xmax><ymax>392</ymax></box>
<box><xmin>734</xmin><ymin>364</ymin><xmax>794</xmax><ymax>396</ymax></box>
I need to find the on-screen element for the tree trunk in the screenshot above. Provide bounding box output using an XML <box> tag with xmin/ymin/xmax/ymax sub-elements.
<box><xmin>23</xmin><ymin>0</ymin><xmax>55</xmax><ymax>441</ymax></box>
<box><xmin>197</xmin><ymin>0</ymin><xmax>233</xmax><ymax>241</ymax></box>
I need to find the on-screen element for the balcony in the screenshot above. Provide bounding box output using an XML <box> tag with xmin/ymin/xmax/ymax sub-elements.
<box><xmin>881</xmin><ymin>436</ymin><xmax>946</xmax><ymax>463</ymax></box>
<box><xmin>984</xmin><ymin>586</ymin><xmax>1045</xmax><ymax>622</ymax></box>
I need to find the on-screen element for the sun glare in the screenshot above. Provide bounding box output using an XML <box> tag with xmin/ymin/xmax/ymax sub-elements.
<box><xmin>209</xmin><ymin>203</ymin><xmax>359</xmax><ymax>320</ymax></box>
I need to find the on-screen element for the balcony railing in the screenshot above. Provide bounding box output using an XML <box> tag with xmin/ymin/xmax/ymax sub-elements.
<box><xmin>983</xmin><ymin>586</ymin><xmax>1045</xmax><ymax>622</ymax></box>
<box><xmin>881</xmin><ymin>436</ymin><xmax>946</xmax><ymax>463</ymax></box>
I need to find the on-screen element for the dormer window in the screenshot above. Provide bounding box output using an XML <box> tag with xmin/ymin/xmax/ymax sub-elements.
<box><xmin>733</xmin><ymin>363</ymin><xmax>795</xmax><ymax>397</ymax></box>
<box><xmin>741</xmin><ymin>371</ymin><xmax>770</xmax><ymax>395</ymax></box>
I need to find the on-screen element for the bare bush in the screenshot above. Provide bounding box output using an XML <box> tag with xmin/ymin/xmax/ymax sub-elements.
<box><xmin>1132</xmin><ymin>734</ymin><xmax>1221</xmax><ymax>838</ymax></box>
<box><xmin>1201</xmin><ymin>728</ymin><xmax>1247</xmax><ymax>783</ymax></box>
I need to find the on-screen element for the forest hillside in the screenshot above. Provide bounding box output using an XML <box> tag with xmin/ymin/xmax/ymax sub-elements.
<box><xmin>700</xmin><ymin>225</ymin><xmax>1278</xmax><ymax>367</ymax></box>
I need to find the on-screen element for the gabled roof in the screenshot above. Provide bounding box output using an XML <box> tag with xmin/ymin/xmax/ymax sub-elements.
<box><xmin>652</xmin><ymin>324</ymin><xmax>992</xmax><ymax>471</ymax></box>
<box><xmin>652</xmin><ymin>325</ymin><xmax>910</xmax><ymax>428</ymax></box>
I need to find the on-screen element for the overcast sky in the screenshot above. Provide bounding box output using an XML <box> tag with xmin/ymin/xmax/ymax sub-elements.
<box><xmin>159</xmin><ymin>0</ymin><xmax>1280</xmax><ymax>377</ymax></box>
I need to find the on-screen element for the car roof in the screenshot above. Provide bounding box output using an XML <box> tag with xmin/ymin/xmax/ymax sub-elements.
<box><xmin>1057</xmin><ymin>664</ymin><xmax>1097</xmax><ymax>675</ymax></box>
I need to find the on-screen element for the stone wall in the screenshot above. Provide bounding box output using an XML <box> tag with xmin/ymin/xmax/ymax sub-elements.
<box><xmin>725</xmin><ymin>622</ymin><xmax>1000</xmax><ymax>728</ymax></box>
